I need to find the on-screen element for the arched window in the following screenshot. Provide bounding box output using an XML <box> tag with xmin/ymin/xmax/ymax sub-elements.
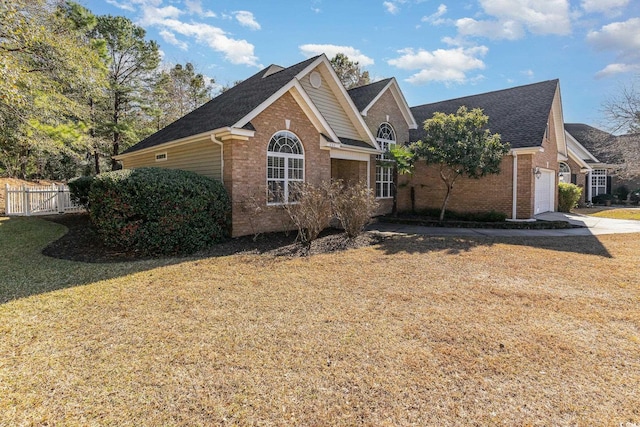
<box><xmin>267</xmin><ymin>131</ymin><xmax>304</xmax><ymax>204</ymax></box>
<box><xmin>376</xmin><ymin>123</ymin><xmax>396</xmax><ymax>198</ymax></box>
<box><xmin>559</xmin><ymin>162</ymin><xmax>571</xmax><ymax>183</ymax></box>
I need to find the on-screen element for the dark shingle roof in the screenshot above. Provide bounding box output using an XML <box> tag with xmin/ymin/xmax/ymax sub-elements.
<box><xmin>410</xmin><ymin>79</ymin><xmax>559</xmax><ymax>149</ymax></box>
<box><xmin>347</xmin><ymin>78</ymin><xmax>392</xmax><ymax>112</ymax></box>
<box><xmin>122</xmin><ymin>56</ymin><xmax>321</xmax><ymax>155</ymax></box>
<box><xmin>565</xmin><ymin>123</ymin><xmax>623</xmax><ymax>164</ymax></box>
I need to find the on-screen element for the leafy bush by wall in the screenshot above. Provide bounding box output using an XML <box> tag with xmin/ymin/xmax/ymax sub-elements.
<box><xmin>558</xmin><ymin>182</ymin><xmax>582</xmax><ymax>212</ymax></box>
<box><xmin>89</xmin><ymin>168</ymin><xmax>230</xmax><ymax>255</ymax></box>
<box><xmin>68</xmin><ymin>176</ymin><xmax>95</xmax><ymax>210</ymax></box>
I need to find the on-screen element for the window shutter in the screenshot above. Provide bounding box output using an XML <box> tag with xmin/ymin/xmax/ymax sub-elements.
<box><xmin>571</xmin><ymin>174</ymin><xmax>577</xmax><ymax>185</ymax></box>
<box><xmin>606</xmin><ymin>176</ymin><xmax>612</xmax><ymax>194</ymax></box>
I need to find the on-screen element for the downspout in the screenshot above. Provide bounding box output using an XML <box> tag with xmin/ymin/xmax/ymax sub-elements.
<box><xmin>211</xmin><ymin>134</ymin><xmax>224</xmax><ymax>183</ymax></box>
<box><xmin>511</xmin><ymin>152</ymin><xmax>518</xmax><ymax>220</ymax></box>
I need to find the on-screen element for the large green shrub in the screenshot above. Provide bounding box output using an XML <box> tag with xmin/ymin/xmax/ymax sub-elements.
<box><xmin>558</xmin><ymin>182</ymin><xmax>582</xmax><ymax>212</ymax></box>
<box><xmin>68</xmin><ymin>176</ymin><xmax>95</xmax><ymax>210</ymax></box>
<box><xmin>89</xmin><ymin>168</ymin><xmax>230</xmax><ymax>255</ymax></box>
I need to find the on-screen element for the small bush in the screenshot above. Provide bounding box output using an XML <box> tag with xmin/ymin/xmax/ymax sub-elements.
<box><xmin>631</xmin><ymin>189</ymin><xmax>640</xmax><ymax>205</ymax></box>
<box><xmin>411</xmin><ymin>208</ymin><xmax>507</xmax><ymax>222</ymax></box>
<box><xmin>331</xmin><ymin>180</ymin><xmax>378</xmax><ymax>238</ymax></box>
<box><xmin>614</xmin><ymin>185</ymin><xmax>630</xmax><ymax>201</ymax></box>
<box><xmin>89</xmin><ymin>168</ymin><xmax>230</xmax><ymax>256</ymax></box>
<box><xmin>282</xmin><ymin>181</ymin><xmax>334</xmax><ymax>248</ymax></box>
<box><xmin>592</xmin><ymin>193</ymin><xmax>615</xmax><ymax>205</ymax></box>
<box><xmin>558</xmin><ymin>182</ymin><xmax>583</xmax><ymax>212</ymax></box>
<box><xmin>68</xmin><ymin>176</ymin><xmax>95</xmax><ymax>210</ymax></box>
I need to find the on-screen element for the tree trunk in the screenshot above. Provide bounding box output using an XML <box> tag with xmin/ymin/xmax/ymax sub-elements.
<box><xmin>439</xmin><ymin>184</ymin><xmax>453</xmax><ymax>221</ymax></box>
<box><xmin>94</xmin><ymin>151</ymin><xmax>100</xmax><ymax>174</ymax></box>
<box><xmin>111</xmin><ymin>93</ymin><xmax>120</xmax><ymax>171</ymax></box>
<box><xmin>392</xmin><ymin>164</ymin><xmax>398</xmax><ymax>216</ymax></box>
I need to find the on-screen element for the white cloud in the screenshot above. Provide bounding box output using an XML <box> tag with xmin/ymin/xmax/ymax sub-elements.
<box><xmin>581</xmin><ymin>0</ymin><xmax>629</xmax><ymax>15</ymax></box>
<box><xmin>311</xmin><ymin>7</ymin><xmax>321</xmax><ymax>13</ymax></box>
<box><xmin>136</xmin><ymin>2</ymin><xmax>260</xmax><ymax>67</ymax></box>
<box><xmin>159</xmin><ymin>29</ymin><xmax>188</xmax><ymax>50</ymax></box>
<box><xmin>595</xmin><ymin>63</ymin><xmax>640</xmax><ymax>78</ymax></box>
<box><xmin>456</xmin><ymin>17</ymin><xmax>525</xmax><ymax>40</ymax></box>
<box><xmin>234</xmin><ymin>11</ymin><xmax>261</xmax><ymax>30</ymax></box>
<box><xmin>456</xmin><ymin>0</ymin><xmax>571</xmax><ymax>40</ymax></box>
<box><xmin>299</xmin><ymin>44</ymin><xmax>374</xmax><ymax>66</ymax></box>
<box><xmin>184</xmin><ymin>0</ymin><xmax>216</xmax><ymax>17</ymax></box>
<box><xmin>388</xmin><ymin>46</ymin><xmax>488</xmax><ymax>84</ymax></box>
<box><xmin>105</xmin><ymin>0</ymin><xmax>136</xmax><ymax>12</ymax></box>
<box><xmin>421</xmin><ymin>4</ymin><xmax>447</xmax><ymax>25</ymax></box>
<box><xmin>521</xmin><ymin>69</ymin><xmax>534</xmax><ymax>78</ymax></box>
<box><xmin>383</xmin><ymin>1</ymin><xmax>399</xmax><ymax>14</ymax></box>
<box><xmin>587</xmin><ymin>18</ymin><xmax>640</xmax><ymax>77</ymax></box>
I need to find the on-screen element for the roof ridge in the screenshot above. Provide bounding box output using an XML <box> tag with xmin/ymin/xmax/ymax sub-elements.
<box><xmin>411</xmin><ymin>79</ymin><xmax>559</xmax><ymax>110</ymax></box>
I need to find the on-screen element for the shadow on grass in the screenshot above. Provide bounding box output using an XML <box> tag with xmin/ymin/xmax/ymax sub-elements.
<box><xmin>374</xmin><ymin>233</ymin><xmax>612</xmax><ymax>258</ymax></box>
<box><xmin>0</xmin><ymin>216</ymin><xmax>195</xmax><ymax>304</ymax></box>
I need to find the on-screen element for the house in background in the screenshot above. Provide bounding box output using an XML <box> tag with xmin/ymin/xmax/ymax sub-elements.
<box><xmin>116</xmin><ymin>55</ymin><xmax>578</xmax><ymax>237</ymax></box>
<box><xmin>405</xmin><ymin>79</ymin><xmax>568</xmax><ymax>219</ymax></box>
<box><xmin>564</xmin><ymin>123</ymin><xmax>639</xmax><ymax>202</ymax></box>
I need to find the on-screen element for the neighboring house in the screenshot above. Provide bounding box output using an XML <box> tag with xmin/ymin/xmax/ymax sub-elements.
<box><xmin>405</xmin><ymin>79</ymin><xmax>568</xmax><ymax>219</ymax></box>
<box><xmin>116</xmin><ymin>55</ymin><xmax>576</xmax><ymax>236</ymax></box>
<box><xmin>565</xmin><ymin>123</ymin><xmax>639</xmax><ymax>201</ymax></box>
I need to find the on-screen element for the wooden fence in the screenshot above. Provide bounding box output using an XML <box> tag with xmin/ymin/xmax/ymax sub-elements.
<box><xmin>4</xmin><ymin>184</ymin><xmax>84</xmax><ymax>216</ymax></box>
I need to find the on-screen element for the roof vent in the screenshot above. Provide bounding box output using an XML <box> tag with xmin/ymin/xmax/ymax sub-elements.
<box><xmin>263</xmin><ymin>64</ymin><xmax>285</xmax><ymax>78</ymax></box>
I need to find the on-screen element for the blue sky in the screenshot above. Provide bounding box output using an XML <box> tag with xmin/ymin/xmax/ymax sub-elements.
<box><xmin>85</xmin><ymin>0</ymin><xmax>640</xmax><ymax>129</ymax></box>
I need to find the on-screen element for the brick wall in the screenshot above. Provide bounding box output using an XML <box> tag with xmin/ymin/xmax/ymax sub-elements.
<box><xmin>225</xmin><ymin>91</ymin><xmax>331</xmax><ymax>237</ymax></box>
<box><xmin>360</xmin><ymin>88</ymin><xmax>411</xmax><ymax>216</ymax></box>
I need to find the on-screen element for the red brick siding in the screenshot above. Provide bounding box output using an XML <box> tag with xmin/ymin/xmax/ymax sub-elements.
<box><xmin>226</xmin><ymin>92</ymin><xmax>331</xmax><ymax>237</ymax></box>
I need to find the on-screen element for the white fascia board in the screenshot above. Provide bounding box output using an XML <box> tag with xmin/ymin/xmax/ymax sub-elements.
<box><xmin>298</xmin><ymin>54</ymin><xmax>379</xmax><ymax>150</ymax></box>
<box><xmin>552</xmin><ymin>84</ymin><xmax>568</xmax><ymax>157</ymax></box>
<box><xmin>329</xmin><ymin>149</ymin><xmax>372</xmax><ymax>162</ymax></box>
<box><xmin>509</xmin><ymin>147</ymin><xmax>544</xmax><ymax>155</ymax></box>
<box><xmin>565</xmin><ymin>130</ymin><xmax>600</xmax><ymax>163</ymax></box>
<box><xmin>114</xmin><ymin>128</ymin><xmax>229</xmax><ymax>160</ymax></box>
<box><xmin>361</xmin><ymin>78</ymin><xmax>418</xmax><ymax>129</ymax></box>
<box><xmin>567</xmin><ymin>146</ymin><xmax>591</xmax><ymax>171</ymax></box>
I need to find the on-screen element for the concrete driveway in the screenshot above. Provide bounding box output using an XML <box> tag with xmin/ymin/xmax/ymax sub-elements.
<box><xmin>369</xmin><ymin>211</ymin><xmax>640</xmax><ymax>237</ymax></box>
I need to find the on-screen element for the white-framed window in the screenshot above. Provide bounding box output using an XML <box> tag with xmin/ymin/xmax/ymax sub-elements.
<box><xmin>155</xmin><ymin>152</ymin><xmax>167</xmax><ymax>162</ymax></box>
<box><xmin>559</xmin><ymin>162</ymin><xmax>571</xmax><ymax>183</ymax></box>
<box><xmin>376</xmin><ymin>122</ymin><xmax>396</xmax><ymax>199</ymax></box>
<box><xmin>267</xmin><ymin>131</ymin><xmax>304</xmax><ymax>204</ymax></box>
<box><xmin>591</xmin><ymin>169</ymin><xmax>607</xmax><ymax>196</ymax></box>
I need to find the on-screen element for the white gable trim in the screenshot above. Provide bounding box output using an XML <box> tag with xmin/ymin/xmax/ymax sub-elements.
<box><xmin>361</xmin><ymin>78</ymin><xmax>418</xmax><ymax>129</ymax></box>
<box><xmin>551</xmin><ymin>84</ymin><xmax>568</xmax><ymax>158</ymax></box>
<box><xmin>567</xmin><ymin>146</ymin><xmax>592</xmax><ymax>171</ymax></box>
<box><xmin>295</xmin><ymin>55</ymin><xmax>379</xmax><ymax>150</ymax></box>
<box><xmin>565</xmin><ymin>130</ymin><xmax>601</xmax><ymax>163</ymax></box>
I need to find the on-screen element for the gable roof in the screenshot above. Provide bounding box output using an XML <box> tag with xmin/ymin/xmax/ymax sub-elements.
<box><xmin>348</xmin><ymin>79</ymin><xmax>393</xmax><ymax>111</ymax></box>
<box><xmin>348</xmin><ymin>78</ymin><xmax>418</xmax><ymax>129</ymax></box>
<box><xmin>121</xmin><ymin>56</ymin><xmax>321</xmax><ymax>155</ymax></box>
<box><xmin>564</xmin><ymin>123</ymin><xmax>623</xmax><ymax>164</ymax></box>
<box><xmin>410</xmin><ymin>79</ymin><xmax>559</xmax><ymax>149</ymax></box>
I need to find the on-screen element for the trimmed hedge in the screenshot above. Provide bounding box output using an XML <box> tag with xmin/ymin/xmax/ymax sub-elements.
<box><xmin>68</xmin><ymin>176</ymin><xmax>95</xmax><ymax>210</ymax></box>
<box><xmin>558</xmin><ymin>182</ymin><xmax>582</xmax><ymax>212</ymax></box>
<box><xmin>89</xmin><ymin>168</ymin><xmax>230</xmax><ymax>255</ymax></box>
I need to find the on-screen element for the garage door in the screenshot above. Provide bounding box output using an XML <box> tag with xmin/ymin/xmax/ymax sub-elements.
<box><xmin>534</xmin><ymin>169</ymin><xmax>555</xmax><ymax>214</ymax></box>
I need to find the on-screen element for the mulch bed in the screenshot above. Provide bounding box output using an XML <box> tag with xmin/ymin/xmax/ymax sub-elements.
<box><xmin>379</xmin><ymin>214</ymin><xmax>581</xmax><ymax>229</ymax></box>
<box><xmin>41</xmin><ymin>213</ymin><xmax>383</xmax><ymax>263</ymax></box>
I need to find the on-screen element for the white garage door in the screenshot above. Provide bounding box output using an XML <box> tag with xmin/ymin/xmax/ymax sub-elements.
<box><xmin>534</xmin><ymin>169</ymin><xmax>555</xmax><ymax>214</ymax></box>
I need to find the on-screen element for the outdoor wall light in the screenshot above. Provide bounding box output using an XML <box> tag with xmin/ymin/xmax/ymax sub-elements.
<box><xmin>533</xmin><ymin>167</ymin><xmax>542</xmax><ymax>179</ymax></box>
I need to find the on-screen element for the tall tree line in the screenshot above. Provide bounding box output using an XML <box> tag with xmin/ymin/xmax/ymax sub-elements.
<box><xmin>0</xmin><ymin>0</ymin><xmax>214</xmax><ymax>179</ymax></box>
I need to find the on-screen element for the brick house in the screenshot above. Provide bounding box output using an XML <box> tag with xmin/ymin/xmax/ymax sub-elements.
<box><xmin>116</xmin><ymin>55</ymin><xmax>579</xmax><ymax>236</ymax></box>
<box><xmin>405</xmin><ymin>79</ymin><xmax>568</xmax><ymax>219</ymax></box>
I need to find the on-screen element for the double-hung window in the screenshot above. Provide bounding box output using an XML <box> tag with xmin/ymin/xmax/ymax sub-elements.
<box><xmin>267</xmin><ymin>131</ymin><xmax>304</xmax><ymax>204</ymax></box>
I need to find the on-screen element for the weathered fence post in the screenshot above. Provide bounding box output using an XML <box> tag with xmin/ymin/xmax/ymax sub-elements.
<box><xmin>23</xmin><ymin>185</ymin><xmax>30</xmax><ymax>216</ymax></box>
<box><xmin>57</xmin><ymin>184</ymin><xmax>65</xmax><ymax>214</ymax></box>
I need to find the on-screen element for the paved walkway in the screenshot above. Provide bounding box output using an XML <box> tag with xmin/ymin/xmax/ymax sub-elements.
<box><xmin>369</xmin><ymin>211</ymin><xmax>640</xmax><ymax>237</ymax></box>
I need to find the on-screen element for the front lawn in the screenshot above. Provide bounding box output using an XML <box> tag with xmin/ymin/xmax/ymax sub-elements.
<box><xmin>1</xmin><ymin>216</ymin><xmax>639</xmax><ymax>425</ymax></box>
<box><xmin>575</xmin><ymin>207</ymin><xmax>640</xmax><ymax>221</ymax></box>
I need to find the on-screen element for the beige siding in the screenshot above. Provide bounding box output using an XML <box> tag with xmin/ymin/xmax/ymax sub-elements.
<box><xmin>121</xmin><ymin>138</ymin><xmax>222</xmax><ymax>181</ymax></box>
<box><xmin>299</xmin><ymin>67</ymin><xmax>362</xmax><ymax>141</ymax></box>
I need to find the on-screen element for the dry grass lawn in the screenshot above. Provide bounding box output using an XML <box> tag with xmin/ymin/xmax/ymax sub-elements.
<box><xmin>574</xmin><ymin>207</ymin><xmax>640</xmax><ymax>221</ymax></box>
<box><xmin>1</xmin><ymin>216</ymin><xmax>639</xmax><ymax>426</ymax></box>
